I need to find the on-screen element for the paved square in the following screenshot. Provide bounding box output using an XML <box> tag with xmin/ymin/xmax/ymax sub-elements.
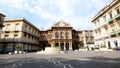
<box><xmin>0</xmin><ymin>51</ymin><xmax>120</xmax><ymax>68</ymax></box>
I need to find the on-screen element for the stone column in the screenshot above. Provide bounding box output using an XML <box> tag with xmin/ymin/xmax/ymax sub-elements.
<box><xmin>69</xmin><ymin>42</ymin><xmax>72</xmax><ymax>50</ymax></box>
<box><xmin>51</xmin><ymin>41</ymin><xmax>53</xmax><ymax>47</ymax></box>
<box><xmin>59</xmin><ymin>42</ymin><xmax>60</xmax><ymax>49</ymax></box>
<box><xmin>64</xmin><ymin>42</ymin><xmax>66</xmax><ymax>50</ymax></box>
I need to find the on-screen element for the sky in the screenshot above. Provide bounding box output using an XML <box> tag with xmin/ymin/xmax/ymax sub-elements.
<box><xmin>0</xmin><ymin>0</ymin><xmax>111</xmax><ymax>30</ymax></box>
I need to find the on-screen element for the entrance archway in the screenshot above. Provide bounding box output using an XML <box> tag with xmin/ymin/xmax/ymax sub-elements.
<box><xmin>108</xmin><ymin>41</ymin><xmax>111</xmax><ymax>49</ymax></box>
<box><xmin>55</xmin><ymin>43</ymin><xmax>59</xmax><ymax>47</ymax></box>
<box><xmin>66</xmin><ymin>43</ymin><xmax>69</xmax><ymax>50</ymax></box>
<box><xmin>60</xmin><ymin>43</ymin><xmax>64</xmax><ymax>51</ymax></box>
<box><xmin>114</xmin><ymin>40</ymin><xmax>118</xmax><ymax>47</ymax></box>
<box><xmin>42</xmin><ymin>43</ymin><xmax>46</xmax><ymax>50</ymax></box>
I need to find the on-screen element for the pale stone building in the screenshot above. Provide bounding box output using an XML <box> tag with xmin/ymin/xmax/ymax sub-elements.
<box><xmin>39</xmin><ymin>20</ymin><xmax>94</xmax><ymax>51</ymax></box>
<box><xmin>0</xmin><ymin>18</ymin><xmax>40</xmax><ymax>53</ymax></box>
<box><xmin>92</xmin><ymin>0</ymin><xmax>120</xmax><ymax>49</ymax></box>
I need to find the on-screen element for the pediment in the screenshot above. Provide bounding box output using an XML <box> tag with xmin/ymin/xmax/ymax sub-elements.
<box><xmin>52</xmin><ymin>20</ymin><xmax>72</xmax><ymax>27</ymax></box>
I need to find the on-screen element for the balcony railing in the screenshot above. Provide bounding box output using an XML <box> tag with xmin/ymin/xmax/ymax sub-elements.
<box><xmin>14</xmin><ymin>29</ymin><xmax>19</xmax><ymax>32</ymax></box>
<box><xmin>117</xmin><ymin>30</ymin><xmax>120</xmax><ymax>34</ymax></box>
<box><xmin>115</xmin><ymin>13</ymin><xmax>120</xmax><ymax>20</ymax></box>
<box><xmin>23</xmin><ymin>29</ymin><xmax>39</xmax><ymax>37</ymax></box>
<box><xmin>0</xmin><ymin>38</ymin><xmax>20</xmax><ymax>43</ymax></box>
<box><xmin>110</xmin><ymin>31</ymin><xmax>116</xmax><ymax>35</ymax></box>
<box><xmin>22</xmin><ymin>39</ymin><xmax>39</xmax><ymax>45</ymax></box>
<box><xmin>108</xmin><ymin>18</ymin><xmax>114</xmax><ymax>24</ymax></box>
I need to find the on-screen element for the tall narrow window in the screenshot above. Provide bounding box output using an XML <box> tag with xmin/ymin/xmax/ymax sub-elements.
<box><xmin>103</xmin><ymin>15</ymin><xmax>106</xmax><ymax>22</ymax></box>
<box><xmin>49</xmin><ymin>33</ymin><xmax>52</xmax><ymax>40</ymax></box>
<box><xmin>65</xmin><ymin>32</ymin><xmax>69</xmax><ymax>39</ymax></box>
<box><xmin>109</xmin><ymin>12</ymin><xmax>113</xmax><ymax>19</ymax></box>
<box><xmin>43</xmin><ymin>34</ymin><xmax>46</xmax><ymax>39</ymax></box>
<box><xmin>116</xmin><ymin>8</ymin><xmax>120</xmax><ymax>14</ymax></box>
<box><xmin>60</xmin><ymin>32</ymin><xmax>64</xmax><ymax>39</ymax></box>
<box><xmin>97</xmin><ymin>19</ymin><xmax>100</xmax><ymax>26</ymax></box>
<box><xmin>5</xmin><ymin>24</ymin><xmax>10</xmax><ymax>31</ymax></box>
<box><xmin>4</xmin><ymin>35</ymin><xmax>8</xmax><ymax>39</ymax></box>
<box><xmin>14</xmin><ymin>34</ymin><xmax>18</xmax><ymax>41</ymax></box>
<box><xmin>111</xmin><ymin>25</ymin><xmax>115</xmax><ymax>31</ymax></box>
<box><xmin>15</xmin><ymin>23</ymin><xmax>19</xmax><ymax>31</ymax></box>
<box><xmin>55</xmin><ymin>32</ymin><xmax>59</xmax><ymax>38</ymax></box>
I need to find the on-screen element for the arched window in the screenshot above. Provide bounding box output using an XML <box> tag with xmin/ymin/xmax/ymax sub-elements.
<box><xmin>65</xmin><ymin>32</ymin><xmax>69</xmax><ymax>39</ymax></box>
<box><xmin>49</xmin><ymin>34</ymin><xmax>52</xmax><ymax>40</ymax></box>
<box><xmin>60</xmin><ymin>32</ymin><xmax>64</xmax><ymax>39</ymax></box>
<box><xmin>55</xmin><ymin>32</ymin><xmax>59</xmax><ymax>38</ymax></box>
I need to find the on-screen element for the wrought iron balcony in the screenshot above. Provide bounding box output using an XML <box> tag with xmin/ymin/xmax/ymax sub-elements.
<box><xmin>14</xmin><ymin>29</ymin><xmax>19</xmax><ymax>32</ymax></box>
<box><xmin>110</xmin><ymin>31</ymin><xmax>116</xmax><ymax>35</ymax></box>
<box><xmin>108</xmin><ymin>18</ymin><xmax>114</xmax><ymax>24</ymax></box>
<box><xmin>117</xmin><ymin>30</ymin><xmax>120</xmax><ymax>34</ymax></box>
<box><xmin>0</xmin><ymin>38</ymin><xmax>20</xmax><ymax>43</ymax></box>
<box><xmin>115</xmin><ymin>14</ymin><xmax>120</xmax><ymax>20</ymax></box>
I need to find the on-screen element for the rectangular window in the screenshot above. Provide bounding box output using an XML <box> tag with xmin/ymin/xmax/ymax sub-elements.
<box><xmin>109</xmin><ymin>12</ymin><xmax>113</xmax><ymax>19</ymax></box>
<box><xmin>5</xmin><ymin>35</ymin><xmax>8</xmax><ymax>39</ymax></box>
<box><xmin>111</xmin><ymin>25</ymin><xmax>115</xmax><ymax>31</ymax></box>
<box><xmin>97</xmin><ymin>19</ymin><xmax>100</xmax><ymax>26</ymax></box>
<box><xmin>15</xmin><ymin>23</ymin><xmax>19</xmax><ymax>31</ymax></box>
<box><xmin>116</xmin><ymin>7</ymin><xmax>120</xmax><ymax>14</ymax></box>
<box><xmin>103</xmin><ymin>15</ymin><xmax>106</xmax><ymax>22</ymax></box>
<box><xmin>14</xmin><ymin>35</ymin><xmax>18</xmax><ymax>40</ymax></box>
<box><xmin>5</xmin><ymin>24</ymin><xmax>10</xmax><ymax>31</ymax></box>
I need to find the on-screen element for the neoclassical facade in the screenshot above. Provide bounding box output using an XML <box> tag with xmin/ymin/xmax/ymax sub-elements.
<box><xmin>92</xmin><ymin>0</ymin><xmax>120</xmax><ymax>49</ymax></box>
<box><xmin>39</xmin><ymin>20</ymin><xmax>94</xmax><ymax>51</ymax></box>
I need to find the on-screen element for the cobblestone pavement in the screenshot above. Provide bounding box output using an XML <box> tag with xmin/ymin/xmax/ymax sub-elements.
<box><xmin>0</xmin><ymin>51</ymin><xmax>120</xmax><ymax>68</ymax></box>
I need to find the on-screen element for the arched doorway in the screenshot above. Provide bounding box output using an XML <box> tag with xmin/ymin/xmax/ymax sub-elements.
<box><xmin>55</xmin><ymin>43</ymin><xmax>59</xmax><ymax>47</ymax></box>
<box><xmin>114</xmin><ymin>40</ymin><xmax>118</xmax><ymax>47</ymax></box>
<box><xmin>66</xmin><ymin>43</ymin><xmax>69</xmax><ymax>50</ymax></box>
<box><xmin>60</xmin><ymin>43</ymin><xmax>64</xmax><ymax>51</ymax></box>
<box><xmin>108</xmin><ymin>41</ymin><xmax>111</xmax><ymax>49</ymax></box>
<box><xmin>42</xmin><ymin>43</ymin><xmax>46</xmax><ymax>50</ymax></box>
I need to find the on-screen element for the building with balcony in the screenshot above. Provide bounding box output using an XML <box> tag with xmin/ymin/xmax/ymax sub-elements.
<box><xmin>39</xmin><ymin>20</ymin><xmax>94</xmax><ymax>51</ymax></box>
<box><xmin>0</xmin><ymin>18</ymin><xmax>40</xmax><ymax>53</ymax></box>
<box><xmin>0</xmin><ymin>17</ymin><xmax>94</xmax><ymax>53</ymax></box>
<box><xmin>92</xmin><ymin>0</ymin><xmax>120</xmax><ymax>49</ymax></box>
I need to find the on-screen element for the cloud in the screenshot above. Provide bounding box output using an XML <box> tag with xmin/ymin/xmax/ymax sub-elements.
<box><xmin>0</xmin><ymin>0</ymin><xmax>110</xmax><ymax>30</ymax></box>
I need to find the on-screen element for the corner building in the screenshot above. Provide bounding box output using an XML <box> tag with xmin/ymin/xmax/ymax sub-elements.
<box><xmin>0</xmin><ymin>18</ymin><xmax>40</xmax><ymax>53</ymax></box>
<box><xmin>92</xmin><ymin>0</ymin><xmax>120</xmax><ymax>49</ymax></box>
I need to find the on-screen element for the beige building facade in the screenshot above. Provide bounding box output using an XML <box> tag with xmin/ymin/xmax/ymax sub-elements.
<box><xmin>0</xmin><ymin>17</ymin><xmax>94</xmax><ymax>53</ymax></box>
<box><xmin>92</xmin><ymin>0</ymin><xmax>120</xmax><ymax>49</ymax></box>
<box><xmin>0</xmin><ymin>18</ymin><xmax>40</xmax><ymax>53</ymax></box>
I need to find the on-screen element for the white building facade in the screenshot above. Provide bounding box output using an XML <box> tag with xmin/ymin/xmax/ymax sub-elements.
<box><xmin>92</xmin><ymin>0</ymin><xmax>120</xmax><ymax>50</ymax></box>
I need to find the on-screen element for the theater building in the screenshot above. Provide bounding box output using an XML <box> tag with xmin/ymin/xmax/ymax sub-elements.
<box><xmin>39</xmin><ymin>20</ymin><xmax>94</xmax><ymax>51</ymax></box>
